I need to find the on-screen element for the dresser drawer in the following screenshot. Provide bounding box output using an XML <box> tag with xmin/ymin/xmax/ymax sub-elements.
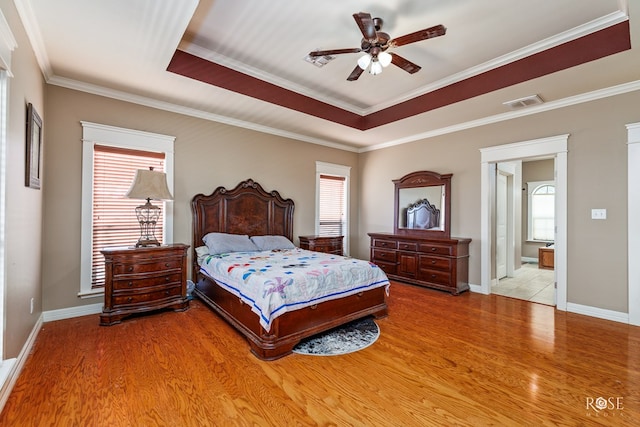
<box><xmin>418</xmin><ymin>243</ymin><xmax>453</xmax><ymax>256</ymax></box>
<box><xmin>112</xmin><ymin>272</ymin><xmax>183</xmax><ymax>291</ymax></box>
<box><xmin>372</xmin><ymin>248</ymin><xmax>397</xmax><ymax>263</ymax></box>
<box><xmin>397</xmin><ymin>241</ymin><xmax>418</xmax><ymax>251</ymax></box>
<box><xmin>373</xmin><ymin>239</ymin><xmax>397</xmax><ymax>249</ymax></box>
<box><xmin>373</xmin><ymin>261</ymin><xmax>397</xmax><ymax>275</ymax></box>
<box><xmin>112</xmin><ymin>285</ymin><xmax>182</xmax><ymax>306</ymax></box>
<box><xmin>114</xmin><ymin>258</ymin><xmax>183</xmax><ymax>275</ymax></box>
<box><xmin>418</xmin><ymin>269</ymin><xmax>451</xmax><ymax>286</ymax></box>
<box><xmin>419</xmin><ymin>255</ymin><xmax>452</xmax><ymax>272</ymax></box>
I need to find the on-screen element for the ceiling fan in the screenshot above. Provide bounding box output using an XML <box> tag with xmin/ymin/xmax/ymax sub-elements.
<box><xmin>308</xmin><ymin>12</ymin><xmax>446</xmax><ymax>81</ymax></box>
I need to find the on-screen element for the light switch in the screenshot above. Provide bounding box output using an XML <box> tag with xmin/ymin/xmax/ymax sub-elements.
<box><xmin>591</xmin><ymin>209</ymin><xmax>607</xmax><ymax>220</ymax></box>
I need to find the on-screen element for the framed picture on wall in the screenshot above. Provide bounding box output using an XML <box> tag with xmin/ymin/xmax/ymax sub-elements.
<box><xmin>25</xmin><ymin>103</ymin><xmax>43</xmax><ymax>189</ymax></box>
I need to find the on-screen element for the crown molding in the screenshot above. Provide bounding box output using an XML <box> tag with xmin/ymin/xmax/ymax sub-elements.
<box><xmin>47</xmin><ymin>75</ymin><xmax>360</xmax><ymax>153</ymax></box>
<box><xmin>360</xmin><ymin>79</ymin><xmax>640</xmax><ymax>152</ymax></box>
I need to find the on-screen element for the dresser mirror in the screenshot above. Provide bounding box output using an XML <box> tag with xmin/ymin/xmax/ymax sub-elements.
<box><xmin>393</xmin><ymin>170</ymin><xmax>451</xmax><ymax>238</ymax></box>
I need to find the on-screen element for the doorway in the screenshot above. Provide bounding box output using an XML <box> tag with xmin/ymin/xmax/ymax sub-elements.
<box><xmin>480</xmin><ymin>135</ymin><xmax>568</xmax><ymax>311</ymax></box>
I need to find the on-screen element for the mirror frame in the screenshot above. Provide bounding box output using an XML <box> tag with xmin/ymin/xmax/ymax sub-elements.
<box><xmin>393</xmin><ymin>170</ymin><xmax>452</xmax><ymax>239</ymax></box>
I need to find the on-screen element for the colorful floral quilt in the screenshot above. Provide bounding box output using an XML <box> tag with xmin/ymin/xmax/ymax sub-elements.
<box><xmin>199</xmin><ymin>248</ymin><xmax>390</xmax><ymax>331</ymax></box>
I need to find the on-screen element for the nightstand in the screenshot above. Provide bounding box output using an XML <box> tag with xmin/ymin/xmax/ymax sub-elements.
<box><xmin>299</xmin><ymin>235</ymin><xmax>343</xmax><ymax>255</ymax></box>
<box><xmin>100</xmin><ymin>244</ymin><xmax>190</xmax><ymax>325</ymax></box>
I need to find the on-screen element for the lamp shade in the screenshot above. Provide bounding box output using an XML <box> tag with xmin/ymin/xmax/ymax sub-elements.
<box><xmin>378</xmin><ymin>51</ymin><xmax>392</xmax><ymax>67</ymax></box>
<box><xmin>125</xmin><ymin>169</ymin><xmax>173</xmax><ymax>201</ymax></box>
<box><xmin>369</xmin><ymin>60</ymin><xmax>383</xmax><ymax>75</ymax></box>
<box><xmin>357</xmin><ymin>53</ymin><xmax>372</xmax><ymax>70</ymax></box>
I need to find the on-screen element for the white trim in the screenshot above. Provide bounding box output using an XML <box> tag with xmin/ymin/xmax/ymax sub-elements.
<box><xmin>0</xmin><ymin>314</ymin><xmax>42</xmax><ymax>413</ymax></box>
<box><xmin>627</xmin><ymin>122</ymin><xmax>640</xmax><ymax>326</ymax></box>
<box><xmin>480</xmin><ymin>135</ymin><xmax>568</xmax><ymax>311</ymax></box>
<box><xmin>79</xmin><ymin>122</ymin><xmax>175</xmax><ymax>297</ymax></box>
<box><xmin>43</xmin><ymin>303</ymin><xmax>103</xmax><ymax>322</ymax></box>
<box><xmin>315</xmin><ymin>162</ymin><xmax>351</xmax><ymax>255</ymax></box>
<box><xmin>0</xmin><ymin>9</ymin><xmax>17</xmax><ymax>76</ymax></box>
<box><xmin>566</xmin><ymin>303</ymin><xmax>629</xmax><ymax>324</ymax></box>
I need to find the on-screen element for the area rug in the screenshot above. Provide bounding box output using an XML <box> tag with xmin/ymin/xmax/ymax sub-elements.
<box><xmin>292</xmin><ymin>317</ymin><xmax>380</xmax><ymax>356</ymax></box>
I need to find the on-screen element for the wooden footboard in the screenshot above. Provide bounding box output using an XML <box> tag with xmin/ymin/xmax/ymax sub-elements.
<box><xmin>195</xmin><ymin>275</ymin><xmax>388</xmax><ymax>360</ymax></box>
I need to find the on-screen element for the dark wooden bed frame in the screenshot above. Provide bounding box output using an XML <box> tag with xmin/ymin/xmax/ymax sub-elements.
<box><xmin>191</xmin><ymin>179</ymin><xmax>388</xmax><ymax>360</ymax></box>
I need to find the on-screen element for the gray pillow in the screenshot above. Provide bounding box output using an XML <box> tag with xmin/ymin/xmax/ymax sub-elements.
<box><xmin>202</xmin><ymin>232</ymin><xmax>259</xmax><ymax>255</ymax></box>
<box><xmin>250</xmin><ymin>235</ymin><xmax>296</xmax><ymax>251</ymax></box>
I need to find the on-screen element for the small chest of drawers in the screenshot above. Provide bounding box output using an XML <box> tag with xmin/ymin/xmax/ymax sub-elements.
<box><xmin>100</xmin><ymin>244</ymin><xmax>190</xmax><ymax>325</ymax></box>
<box><xmin>369</xmin><ymin>233</ymin><xmax>471</xmax><ymax>295</ymax></box>
<box><xmin>299</xmin><ymin>235</ymin><xmax>344</xmax><ymax>255</ymax></box>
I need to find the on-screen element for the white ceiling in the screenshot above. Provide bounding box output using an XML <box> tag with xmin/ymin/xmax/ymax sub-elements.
<box><xmin>16</xmin><ymin>0</ymin><xmax>639</xmax><ymax>151</ymax></box>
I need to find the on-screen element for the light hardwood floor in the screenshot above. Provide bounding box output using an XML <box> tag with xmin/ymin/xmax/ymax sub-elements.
<box><xmin>1</xmin><ymin>282</ymin><xmax>638</xmax><ymax>426</ymax></box>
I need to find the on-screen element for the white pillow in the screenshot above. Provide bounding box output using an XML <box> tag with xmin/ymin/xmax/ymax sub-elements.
<box><xmin>202</xmin><ymin>233</ymin><xmax>259</xmax><ymax>255</ymax></box>
<box><xmin>250</xmin><ymin>235</ymin><xmax>296</xmax><ymax>251</ymax></box>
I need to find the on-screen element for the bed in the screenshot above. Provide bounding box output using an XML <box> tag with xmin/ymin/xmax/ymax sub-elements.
<box><xmin>191</xmin><ymin>178</ymin><xmax>389</xmax><ymax>360</ymax></box>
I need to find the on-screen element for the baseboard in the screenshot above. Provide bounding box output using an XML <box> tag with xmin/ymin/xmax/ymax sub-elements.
<box><xmin>0</xmin><ymin>314</ymin><xmax>43</xmax><ymax>413</ymax></box>
<box><xmin>566</xmin><ymin>303</ymin><xmax>629</xmax><ymax>324</ymax></box>
<box><xmin>521</xmin><ymin>256</ymin><xmax>538</xmax><ymax>263</ymax></box>
<box><xmin>42</xmin><ymin>302</ymin><xmax>103</xmax><ymax>322</ymax></box>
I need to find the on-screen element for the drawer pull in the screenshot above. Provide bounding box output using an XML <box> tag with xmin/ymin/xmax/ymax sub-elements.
<box><xmin>357</xmin><ymin>292</ymin><xmax>363</xmax><ymax>297</ymax></box>
<box><xmin>128</xmin><ymin>266</ymin><xmax>134</xmax><ymax>272</ymax></box>
<box><xmin>431</xmin><ymin>247</ymin><xmax>437</xmax><ymax>251</ymax></box>
<box><xmin>165</xmin><ymin>276</ymin><xmax>170</xmax><ymax>282</ymax></box>
<box><xmin>310</xmin><ymin>304</ymin><xmax>318</xmax><ymax>310</ymax></box>
<box><xmin>380</xmin><ymin>242</ymin><xmax>387</xmax><ymax>246</ymax></box>
<box><xmin>431</xmin><ymin>274</ymin><xmax>436</xmax><ymax>278</ymax></box>
<box><xmin>127</xmin><ymin>297</ymin><xmax>133</xmax><ymax>302</ymax></box>
<box><xmin>128</xmin><ymin>281</ymin><xmax>133</xmax><ymax>287</ymax></box>
<box><xmin>431</xmin><ymin>260</ymin><xmax>436</xmax><ymax>265</ymax></box>
<box><xmin>165</xmin><ymin>263</ymin><xmax>170</xmax><ymax>267</ymax></box>
<box><xmin>165</xmin><ymin>290</ymin><xmax>170</xmax><ymax>295</ymax></box>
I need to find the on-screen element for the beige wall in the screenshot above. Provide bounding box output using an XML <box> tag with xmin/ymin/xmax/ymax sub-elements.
<box><xmin>358</xmin><ymin>90</ymin><xmax>635</xmax><ymax>313</ymax></box>
<box><xmin>42</xmin><ymin>85</ymin><xmax>358</xmax><ymax>312</ymax></box>
<box><xmin>1</xmin><ymin>0</ymin><xmax>46</xmax><ymax>358</ymax></box>
<box><xmin>521</xmin><ymin>159</ymin><xmax>554</xmax><ymax>259</ymax></box>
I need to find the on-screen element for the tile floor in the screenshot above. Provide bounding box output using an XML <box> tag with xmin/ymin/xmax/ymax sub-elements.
<box><xmin>492</xmin><ymin>262</ymin><xmax>555</xmax><ymax>306</ymax></box>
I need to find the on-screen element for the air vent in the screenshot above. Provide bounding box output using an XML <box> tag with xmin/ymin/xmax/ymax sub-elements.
<box><xmin>304</xmin><ymin>51</ymin><xmax>336</xmax><ymax>68</ymax></box>
<box><xmin>502</xmin><ymin>94</ymin><xmax>544</xmax><ymax>109</ymax></box>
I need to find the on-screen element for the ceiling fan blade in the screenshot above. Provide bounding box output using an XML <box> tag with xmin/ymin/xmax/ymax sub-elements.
<box><xmin>390</xmin><ymin>24</ymin><xmax>446</xmax><ymax>47</ymax></box>
<box><xmin>309</xmin><ymin>48</ymin><xmax>362</xmax><ymax>57</ymax></box>
<box><xmin>391</xmin><ymin>53</ymin><xmax>422</xmax><ymax>74</ymax></box>
<box><xmin>353</xmin><ymin>12</ymin><xmax>377</xmax><ymax>43</ymax></box>
<box><xmin>347</xmin><ymin>65</ymin><xmax>364</xmax><ymax>81</ymax></box>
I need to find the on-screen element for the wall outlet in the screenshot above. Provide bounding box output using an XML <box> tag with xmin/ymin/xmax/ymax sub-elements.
<box><xmin>30</xmin><ymin>297</ymin><xmax>34</xmax><ymax>314</ymax></box>
<box><xmin>591</xmin><ymin>208</ymin><xmax>607</xmax><ymax>220</ymax></box>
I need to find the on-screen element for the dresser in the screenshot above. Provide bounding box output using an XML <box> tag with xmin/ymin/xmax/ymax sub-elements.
<box><xmin>368</xmin><ymin>233</ymin><xmax>471</xmax><ymax>295</ymax></box>
<box><xmin>100</xmin><ymin>244</ymin><xmax>190</xmax><ymax>325</ymax></box>
<box><xmin>299</xmin><ymin>235</ymin><xmax>344</xmax><ymax>255</ymax></box>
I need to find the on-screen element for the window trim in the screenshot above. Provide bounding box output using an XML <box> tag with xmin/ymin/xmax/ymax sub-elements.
<box><xmin>527</xmin><ymin>180</ymin><xmax>555</xmax><ymax>242</ymax></box>
<box><xmin>315</xmin><ymin>161</ymin><xmax>350</xmax><ymax>255</ymax></box>
<box><xmin>79</xmin><ymin>122</ymin><xmax>175</xmax><ymax>297</ymax></box>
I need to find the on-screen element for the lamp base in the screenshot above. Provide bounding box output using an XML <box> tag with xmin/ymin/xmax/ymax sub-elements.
<box><xmin>135</xmin><ymin>238</ymin><xmax>161</xmax><ymax>248</ymax></box>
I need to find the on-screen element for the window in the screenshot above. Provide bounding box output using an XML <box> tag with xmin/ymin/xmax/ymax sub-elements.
<box><xmin>528</xmin><ymin>181</ymin><xmax>555</xmax><ymax>242</ymax></box>
<box><xmin>90</xmin><ymin>146</ymin><xmax>166</xmax><ymax>288</ymax></box>
<box><xmin>316</xmin><ymin>162</ymin><xmax>350</xmax><ymax>254</ymax></box>
<box><xmin>80</xmin><ymin>122</ymin><xmax>175</xmax><ymax>297</ymax></box>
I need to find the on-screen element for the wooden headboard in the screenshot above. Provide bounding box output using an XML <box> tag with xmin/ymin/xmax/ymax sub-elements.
<box><xmin>191</xmin><ymin>178</ymin><xmax>295</xmax><ymax>277</ymax></box>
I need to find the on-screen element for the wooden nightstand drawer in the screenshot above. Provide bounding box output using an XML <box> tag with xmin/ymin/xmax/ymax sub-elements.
<box><xmin>418</xmin><ymin>243</ymin><xmax>453</xmax><ymax>256</ymax></box>
<box><xmin>418</xmin><ymin>268</ymin><xmax>451</xmax><ymax>286</ymax></box>
<box><xmin>100</xmin><ymin>244</ymin><xmax>190</xmax><ymax>325</ymax></box>
<box><xmin>299</xmin><ymin>235</ymin><xmax>343</xmax><ymax>255</ymax></box>
<box><xmin>112</xmin><ymin>285</ymin><xmax>182</xmax><ymax>306</ymax></box>
<box><xmin>114</xmin><ymin>258</ymin><xmax>183</xmax><ymax>275</ymax></box>
<box><xmin>112</xmin><ymin>272</ymin><xmax>182</xmax><ymax>290</ymax></box>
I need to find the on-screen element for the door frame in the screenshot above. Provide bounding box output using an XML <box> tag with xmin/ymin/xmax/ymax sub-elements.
<box><xmin>480</xmin><ymin>135</ymin><xmax>568</xmax><ymax>311</ymax></box>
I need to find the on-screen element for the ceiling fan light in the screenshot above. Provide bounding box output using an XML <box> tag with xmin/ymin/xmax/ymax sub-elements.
<box><xmin>378</xmin><ymin>51</ymin><xmax>392</xmax><ymax>67</ymax></box>
<box><xmin>357</xmin><ymin>54</ymin><xmax>371</xmax><ymax>70</ymax></box>
<box><xmin>369</xmin><ymin>60</ymin><xmax>383</xmax><ymax>75</ymax></box>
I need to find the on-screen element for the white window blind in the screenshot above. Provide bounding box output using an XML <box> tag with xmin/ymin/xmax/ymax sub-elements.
<box><xmin>318</xmin><ymin>174</ymin><xmax>345</xmax><ymax>237</ymax></box>
<box><xmin>91</xmin><ymin>145</ymin><xmax>165</xmax><ymax>288</ymax></box>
